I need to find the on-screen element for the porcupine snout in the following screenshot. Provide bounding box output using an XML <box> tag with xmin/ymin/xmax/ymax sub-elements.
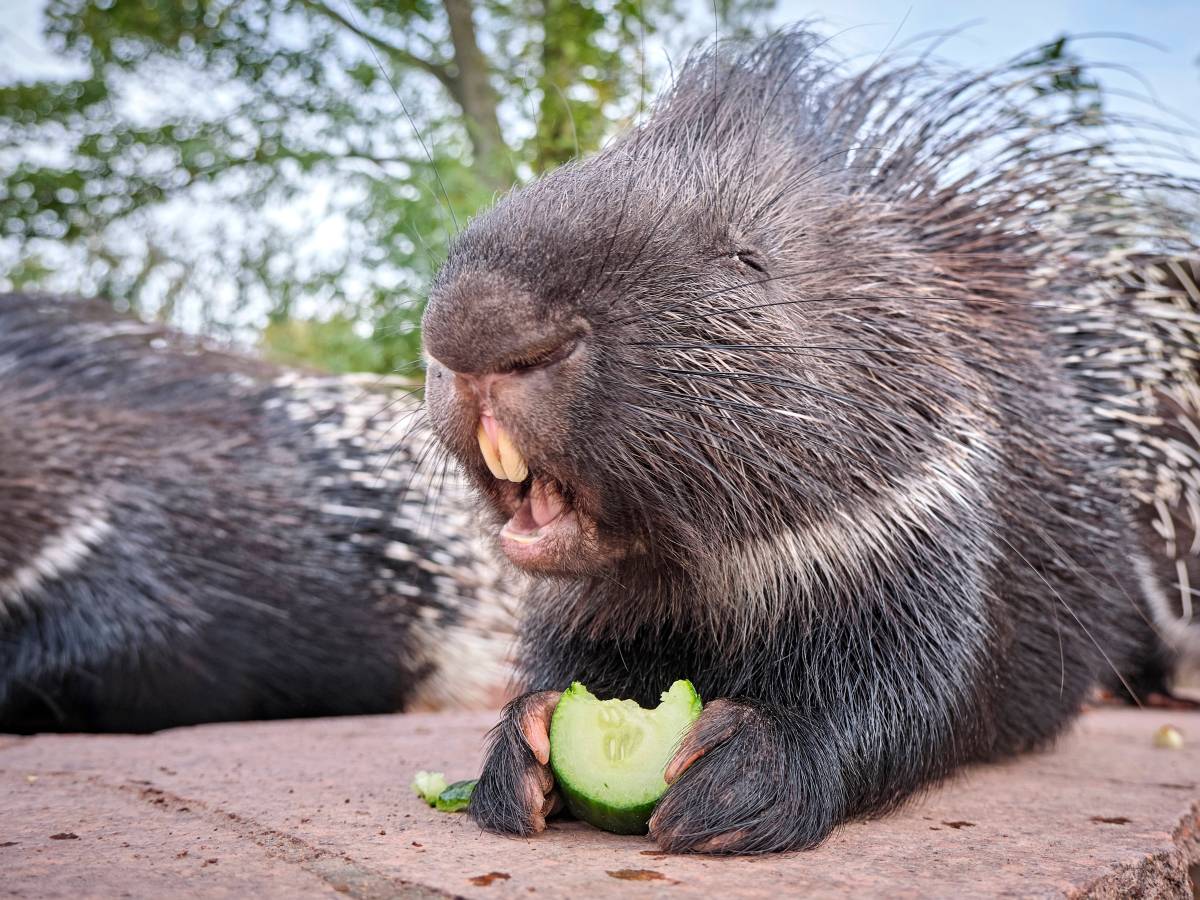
<box><xmin>424</xmin><ymin>265</ymin><xmax>620</xmax><ymax>576</ymax></box>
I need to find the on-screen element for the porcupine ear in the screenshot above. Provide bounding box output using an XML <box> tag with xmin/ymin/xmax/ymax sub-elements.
<box><xmin>1113</xmin><ymin>256</ymin><xmax>1200</xmax><ymax>656</ymax></box>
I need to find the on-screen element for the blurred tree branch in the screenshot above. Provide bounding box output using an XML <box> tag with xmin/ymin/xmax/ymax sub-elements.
<box><xmin>297</xmin><ymin>0</ymin><xmax>456</xmax><ymax>92</ymax></box>
<box><xmin>0</xmin><ymin>0</ymin><xmax>771</xmax><ymax>372</ymax></box>
<box><xmin>443</xmin><ymin>0</ymin><xmax>512</xmax><ymax>189</ymax></box>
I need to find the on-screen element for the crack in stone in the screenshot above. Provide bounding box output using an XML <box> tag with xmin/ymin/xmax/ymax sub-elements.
<box><xmin>93</xmin><ymin>774</ymin><xmax>460</xmax><ymax>900</ymax></box>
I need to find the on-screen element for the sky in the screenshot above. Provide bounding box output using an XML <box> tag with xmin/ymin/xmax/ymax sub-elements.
<box><xmin>782</xmin><ymin>0</ymin><xmax>1198</xmax><ymax>140</ymax></box>
<box><xmin>1</xmin><ymin>1</ymin><xmax>79</xmax><ymax>80</ymax></box>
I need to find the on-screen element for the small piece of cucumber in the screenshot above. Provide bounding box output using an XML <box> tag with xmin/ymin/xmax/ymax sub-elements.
<box><xmin>549</xmin><ymin>679</ymin><xmax>702</xmax><ymax>835</ymax></box>
<box><xmin>411</xmin><ymin>770</ymin><xmax>449</xmax><ymax>807</ymax></box>
<box><xmin>435</xmin><ymin>779</ymin><xmax>478</xmax><ymax>812</ymax></box>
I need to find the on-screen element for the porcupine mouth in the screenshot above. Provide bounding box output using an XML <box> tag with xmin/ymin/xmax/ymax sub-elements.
<box><xmin>476</xmin><ymin>413</ymin><xmax>588</xmax><ymax>571</ymax></box>
<box><xmin>498</xmin><ymin>476</ymin><xmax>581</xmax><ymax>569</ymax></box>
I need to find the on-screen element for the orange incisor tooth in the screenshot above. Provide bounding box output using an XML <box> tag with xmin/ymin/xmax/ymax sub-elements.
<box><xmin>496</xmin><ymin>427</ymin><xmax>529</xmax><ymax>482</ymax></box>
<box><xmin>477</xmin><ymin>423</ymin><xmax>505</xmax><ymax>479</ymax></box>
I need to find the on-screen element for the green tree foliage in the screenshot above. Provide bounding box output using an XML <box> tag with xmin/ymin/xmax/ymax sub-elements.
<box><xmin>1014</xmin><ymin>35</ymin><xmax>1103</xmax><ymax>125</ymax></box>
<box><xmin>0</xmin><ymin>0</ymin><xmax>769</xmax><ymax>372</ymax></box>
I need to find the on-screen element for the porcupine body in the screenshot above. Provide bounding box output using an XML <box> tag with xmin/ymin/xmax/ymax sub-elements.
<box><xmin>420</xmin><ymin>31</ymin><xmax>1200</xmax><ymax>853</ymax></box>
<box><xmin>0</xmin><ymin>293</ymin><xmax>514</xmax><ymax>733</ymax></box>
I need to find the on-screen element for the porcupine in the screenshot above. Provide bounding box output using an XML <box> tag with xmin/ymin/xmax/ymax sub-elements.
<box><xmin>420</xmin><ymin>31</ymin><xmax>1200</xmax><ymax>853</ymax></box>
<box><xmin>0</xmin><ymin>293</ymin><xmax>515</xmax><ymax>733</ymax></box>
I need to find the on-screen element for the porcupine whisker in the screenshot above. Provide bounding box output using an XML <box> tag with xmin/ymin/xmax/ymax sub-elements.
<box><xmin>372</xmin><ymin>420</ymin><xmax>451</xmax><ymax>536</ymax></box>
<box><xmin>625</xmin><ymin>341</ymin><xmax>962</xmax><ymax>362</ymax></box>
<box><xmin>420</xmin><ymin>443</ymin><xmax>463</xmax><ymax>541</ymax></box>
<box><xmin>641</xmin><ymin>283</ymin><xmax>1048</xmax><ymax>330</ymax></box>
<box><xmin>631</xmin><ymin>364</ymin><xmax>920</xmax><ymax>426</ymax></box>
<box><xmin>609</xmin><ymin>194</ymin><xmax>691</xmax><ymax>297</ymax></box>
<box><xmin>609</xmin><ymin>130</ymin><xmax>740</xmax><ymax>287</ymax></box>
<box><xmin>361</xmin><ymin>391</ymin><xmax>426</xmax><ymax>444</ymax></box>
<box><xmin>363</xmin><ymin>389</ymin><xmax>426</xmax><ymax>440</ymax></box>
<box><xmin>595</xmin><ymin>158</ymin><xmax>645</xmax><ymax>306</ymax></box>
<box><xmin>613</xmin><ymin>181</ymin><xmax>736</xmax><ymax>296</ymax></box>
<box><xmin>624</xmin><ymin>382</ymin><xmax>887</xmax><ymax>458</ymax></box>
<box><xmin>592</xmin><ymin>120</ymin><xmax>662</xmax><ymax>301</ymax></box>
<box><xmin>607</xmin><ymin>263</ymin><xmax>893</xmax><ymax>326</ymax></box>
<box><xmin>409</xmin><ymin>222</ymin><xmax>447</xmax><ymax>271</ymax></box>
<box><xmin>615</xmin><ymin>253</ymin><xmax>1046</xmax><ymax>327</ymax></box>
<box><xmin>297</xmin><ymin>376</ymin><xmax>423</xmax><ymax>441</ymax></box>
<box><xmin>624</xmin><ymin>342</ymin><xmax>972</xmax><ymax>384</ymax></box>
<box><xmin>628</xmin><ymin>346</ymin><xmax>965</xmax><ymax>398</ymax></box>
<box><xmin>367</xmin><ymin>402</ymin><xmax>431</xmax><ymax>485</ymax></box>
<box><xmin>995</xmin><ymin>531</ymin><xmax>1142</xmax><ymax>706</ymax></box>
<box><xmin>619</xmin><ymin>401</ymin><xmax>838</xmax><ymax>496</ymax></box>
<box><xmin>1025</xmin><ymin>506</ymin><xmax>1174</xmax><ymax>651</ymax></box>
<box><xmin>405</xmin><ymin>418</ymin><xmax>452</xmax><ymax>490</ymax></box>
<box><xmin>339</xmin><ymin>1</ymin><xmax>460</xmax><ymax>237</ymax></box>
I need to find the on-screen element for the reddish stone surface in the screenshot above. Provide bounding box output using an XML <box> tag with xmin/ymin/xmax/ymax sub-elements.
<box><xmin>2</xmin><ymin>708</ymin><xmax>1197</xmax><ymax>899</ymax></box>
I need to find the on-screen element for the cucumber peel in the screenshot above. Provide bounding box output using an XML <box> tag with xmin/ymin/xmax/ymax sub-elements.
<box><xmin>549</xmin><ymin>679</ymin><xmax>702</xmax><ymax>835</ymax></box>
<box><xmin>434</xmin><ymin>779</ymin><xmax>477</xmax><ymax>812</ymax></box>
<box><xmin>411</xmin><ymin>771</ymin><xmax>478</xmax><ymax>812</ymax></box>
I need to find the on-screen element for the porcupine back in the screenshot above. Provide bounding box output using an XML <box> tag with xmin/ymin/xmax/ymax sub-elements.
<box><xmin>0</xmin><ymin>293</ymin><xmax>516</xmax><ymax>732</ymax></box>
<box><xmin>1096</xmin><ymin>257</ymin><xmax>1200</xmax><ymax>671</ymax></box>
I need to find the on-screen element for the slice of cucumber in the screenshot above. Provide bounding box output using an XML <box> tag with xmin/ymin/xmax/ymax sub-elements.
<box><xmin>548</xmin><ymin>679</ymin><xmax>702</xmax><ymax>835</ymax></box>
<box><xmin>411</xmin><ymin>770</ymin><xmax>448</xmax><ymax>806</ymax></box>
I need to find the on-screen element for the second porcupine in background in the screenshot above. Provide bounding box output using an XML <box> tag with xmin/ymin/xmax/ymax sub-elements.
<box><xmin>421</xmin><ymin>31</ymin><xmax>1200</xmax><ymax>853</ymax></box>
<box><xmin>0</xmin><ymin>295</ymin><xmax>517</xmax><ymax>732</ymax></box>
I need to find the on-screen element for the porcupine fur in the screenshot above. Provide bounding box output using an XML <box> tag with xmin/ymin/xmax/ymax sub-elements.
<box><xmin>420</xmin><ymin>30</ymin><xmax>1200</xmax><ymax>853</ymax></box>
<box><xmin>0</xmin><ymin>293</ymin><xmax>515</xmax><ymax>733</ymax></box>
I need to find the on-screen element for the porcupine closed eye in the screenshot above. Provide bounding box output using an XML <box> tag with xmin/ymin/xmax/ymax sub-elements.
<box><xmin>421</xmin><ymin>30</ymin><xmax>1200</xmax><ymax>853</ymax></box>
<box><xmin>0</xmin><ymin>294</ymin><xmax>515</xmax><ymax>733</ymax></box>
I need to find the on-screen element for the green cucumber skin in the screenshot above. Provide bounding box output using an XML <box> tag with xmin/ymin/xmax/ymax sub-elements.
<box><xmin>434</xmin><ymin>779</ymin><xmax>477</xmax><ymax>812</ymax></box>
<box><xmin>558</xmin><ymin>786</ymin><xmax>657</xmax><ymax>835</ymax></box>
<box><xmin>549</xmin><ymin>679</ymin><xmax>702</xmax><ymax>835</ymax></box>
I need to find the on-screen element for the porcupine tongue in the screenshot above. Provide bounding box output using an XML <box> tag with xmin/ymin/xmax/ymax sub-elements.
<box><xmin>505</xmin><ymin>477</ymin><xmax>568</xmax><ymax>538</ymax></box>
<box><xmin>529</xmin><ymin>478</ymin><xmax>567</xmax><ymax>528</ymax></box>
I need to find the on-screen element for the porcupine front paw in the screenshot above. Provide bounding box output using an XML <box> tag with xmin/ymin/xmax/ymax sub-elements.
<box><xmin>469</xmin><ymin>690</ymin><xmax>563</xmax><ymax>835</ymax></box>
<box><xmin>648</xmin><ymin>699</ymin><xmax>846</xmax><ymax>854</ymax></box>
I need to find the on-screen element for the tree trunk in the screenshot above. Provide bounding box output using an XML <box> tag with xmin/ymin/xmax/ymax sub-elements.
<box><xmin>535</xmin><ymin>0</ymin><xmax>578</xmax><ymax>174</ymax></box>
<box><xmin>442</xmin><ymin>0</ymin><xmax>513</xmax><ymax>192</ymax></box>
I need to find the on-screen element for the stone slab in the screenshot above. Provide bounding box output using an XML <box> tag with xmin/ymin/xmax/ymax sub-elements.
<box><xmin>2</xmin><ymin>708</ymin><xmax>1197</xmax><ymax>899</ymax></box>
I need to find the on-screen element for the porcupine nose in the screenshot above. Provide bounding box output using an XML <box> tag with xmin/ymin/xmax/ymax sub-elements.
<box><xmin>422</xmin><ymin>270</ymin><xmax>544</xmax><ymax>376</ymax></box>
<box><xmin>456</xmin><ymin>370</ymin><xmax>513</xmax><ymax>431</ymax></box>
<box><xmin>423</xmin><ymin>268</ymin><xmax>588</xmax><ymax>484</ymax></box>
<box><xmin>456</xmin><ymin>371</ymin><xmax>508</xmax><ymax>408</ymax></box>
<box><xmin>454</xmin><ymin>370</ymin><xmax>531</xmax><ymax>482</ymax></box>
